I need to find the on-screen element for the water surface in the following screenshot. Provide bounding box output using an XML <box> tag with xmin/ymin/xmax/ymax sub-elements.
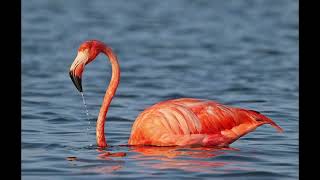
<box><xmin>22</xmin><ymin>0</ymin><xmax>298</xmax><ymax>179</ymax></box>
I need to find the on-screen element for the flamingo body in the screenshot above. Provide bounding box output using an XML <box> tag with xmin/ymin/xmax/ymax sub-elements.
<box><xmin>69</xmin><ymin>40</ymin><xmax>283</xmax><ymax>148</ymax></box>
<box><xmin>128</xmin><ymin>98</ymin><xmax>282</xmax><ymax>147</ymax></box>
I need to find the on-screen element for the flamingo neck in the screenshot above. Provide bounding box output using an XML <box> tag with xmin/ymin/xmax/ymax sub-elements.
<box><xmin>96</xmin><ymin>47</ymin><xmax>120</xmax><ymax>147</ymax></box>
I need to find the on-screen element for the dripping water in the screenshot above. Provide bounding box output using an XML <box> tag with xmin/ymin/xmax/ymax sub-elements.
<box><xmin>80</xmin><ymin>92</ymin><xmax>90</xmax><ymax>121</ymax></box>
<box><xmin>80</xmin><ymin>92</ymin><xmax>93</xmax><ymax>146</ymax></box>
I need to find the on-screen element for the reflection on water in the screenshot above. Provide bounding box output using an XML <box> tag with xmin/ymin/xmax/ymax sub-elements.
<box><xmin>130</xmin><ymin>146</ymin><xmax>229</xmax><ymax>173</ymax></box>
<box><xmin>83</xmin><ymin>164</ymin><xmax>123</xmax><ymax>174</ymax></box>
<box><xmin>130</xmin><ymin>146</ymin><xmax>225</xmax><ymax>158</ymax></box>
<box><xmin>82</xmin><ymin>146</ymin><xmax>252</xmax><ymax>174</ymax></box>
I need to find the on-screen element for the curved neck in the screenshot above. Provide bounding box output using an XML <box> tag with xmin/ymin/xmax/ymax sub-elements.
<box><xmin>96</xmin><ymin>47</ymin><xmax>120</xmax><ymax>147</ymax></box>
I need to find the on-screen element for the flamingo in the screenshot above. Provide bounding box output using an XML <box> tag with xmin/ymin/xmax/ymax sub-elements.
<box><xmin>69</xmin><ymin>40</ymin><xmax>283</xmax><ymax>148</ymax></box>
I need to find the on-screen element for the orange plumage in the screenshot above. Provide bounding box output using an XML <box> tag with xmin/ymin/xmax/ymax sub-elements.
<box><xmin>128</xmin><ymin>98</ymin><xmax>282</xmax><ymax>147</ymax></box>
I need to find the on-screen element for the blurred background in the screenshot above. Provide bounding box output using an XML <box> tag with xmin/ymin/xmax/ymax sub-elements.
<box><xmin>22</xmin><ymin>0</ymin><xmax>298</xmax><ymax>179</ymax></box>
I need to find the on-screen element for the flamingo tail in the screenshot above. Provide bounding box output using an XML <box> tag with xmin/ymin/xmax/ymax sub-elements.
<box><xmin>256</xmin><ymin>113</ymin><xmax>283</xmax><ymax>133</ymax></box>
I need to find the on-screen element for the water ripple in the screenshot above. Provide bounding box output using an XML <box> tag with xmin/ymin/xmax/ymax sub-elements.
<box><xmin>22</xmin><ymin>0</ymin><xmax>298</xmax><ymax>179</ymax></box>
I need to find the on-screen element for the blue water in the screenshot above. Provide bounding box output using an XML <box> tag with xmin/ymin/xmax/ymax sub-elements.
<box><xmin>22</xmin><ymin>0</ymin><xmax>298</xmax><ymax>179</ymax></box>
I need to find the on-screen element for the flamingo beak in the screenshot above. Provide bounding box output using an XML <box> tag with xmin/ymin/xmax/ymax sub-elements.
<box><xmin>69</xmin><ymin>71</ymin><xmax>83</xmax><ymax>92</ymax></box>
<box><xmin>69</xmin><ymin>50</ymin><xmax>89</xmax><ymax>92</ymax></box>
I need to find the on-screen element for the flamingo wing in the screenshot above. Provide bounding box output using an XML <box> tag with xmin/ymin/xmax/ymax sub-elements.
<box><xmin>128</xmin><ymin>98</ymin><xmax>282</xmax><ymax>147</ymax></box>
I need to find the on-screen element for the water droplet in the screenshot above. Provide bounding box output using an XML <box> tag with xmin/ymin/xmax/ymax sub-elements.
<box><xmin>81</xmin><ymin>92</ymin><xmax>90</xmax><ymax>118</ymax></box>
<box><xmin>80</xmin><ymin>92</ymin><xmax>92</xmax><ymax>141</ymax></box>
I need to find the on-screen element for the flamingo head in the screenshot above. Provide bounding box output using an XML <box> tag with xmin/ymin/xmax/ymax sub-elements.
<box><xmin>69</xmin><ymin>40</ymin><xmax>106</xmax><ymax>92</ymax></box>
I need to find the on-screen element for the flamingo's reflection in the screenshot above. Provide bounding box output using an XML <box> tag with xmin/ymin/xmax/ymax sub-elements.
<box><xmin>80</xmin><ymin>148</ymin><xmax>126</xmax><ymax>174</ymax></box>
<box><xmin>129</xmin><ymin>146</ymin><xmax>239</xmax><ymax>173</ymax></box>
<box><xmin>84</xmin><ymin>146</ymin><xmax>241</xmax><ymax>174</ymax></box>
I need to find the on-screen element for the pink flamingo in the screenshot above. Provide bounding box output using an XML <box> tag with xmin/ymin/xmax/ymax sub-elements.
<box><xmin>69</xmin><ymin>40</ymin><xmax>283</xmax><ymax>148</ymax></box>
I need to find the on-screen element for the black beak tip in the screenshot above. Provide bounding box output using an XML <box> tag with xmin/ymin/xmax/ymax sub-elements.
<box><xmin>69</xmin><ymin>71</ymin><xmax>83</xmax><ymax>92</ymax></box>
